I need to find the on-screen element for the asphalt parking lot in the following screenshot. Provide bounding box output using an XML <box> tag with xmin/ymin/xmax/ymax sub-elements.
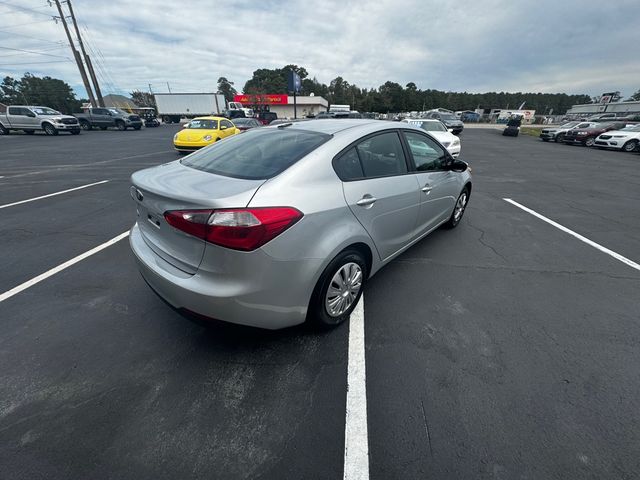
<box><xmin>1</xmin><ymin>126</ymin><xmax>640</xmax><ymax>479</ymax></box>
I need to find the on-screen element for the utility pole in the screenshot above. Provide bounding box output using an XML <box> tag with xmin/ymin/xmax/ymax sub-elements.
<box><xmin>66</xmin><ymin>0</ymin><xmax>104</xmax><ymax>107</ymax></box>
<box><xmin>148</xmin><ymin>84</ymin><xmax>153</xmax><ymax>94</ymax></box>
<box><xmin>53</xmin><ymin>0</ymin><xmax>96</xmax><ymax>107</ymax></box>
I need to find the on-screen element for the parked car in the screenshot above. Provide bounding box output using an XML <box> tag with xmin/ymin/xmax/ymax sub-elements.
<box><xmin>425</xmin><ymin>112</ymin><xmax>464</xmax><ymax>134</ymax></box>
<box><xmin>172</xmin><ymin>116</ymin><xmax>241</xmax><ymax>152</ymax></box>
<box><xmin>563</xmin><ymin>121</ymin><xmax>631</xmax><ymax>146</ymax></box>
<box><xmin>594</xmin><ymin>124</ymin><xmax>640</xmax><ymax>152</ymax></box>
<box><xmin>129</xmin><ymin>120</ymin><xmax>472</xmax><ymax>329</ymax></box>
<box><xmin>231</xmin><ymin>117</ymin><xmax>262</xmax><ymax>131</ymax></box>
<box><xmin>539</xmin><ymin>121</ymin><xmax>598</xmax><ymax>142</ymax></box>
<box><xmin>0</xmin><ymin>105</ymin><xmax>80</xmax><ymax>135</ymax></box>
<box><xmin>256</xmin><ymin>111</ymin><xmax>278</xmax><ymax>125</ymax></box>
<box><xmin>586</xmin><ymin>113</ymin><xmax>618</xmax><ymax>122</ymax></box>
<box><xmin>401</xmin><ymin>118</ymin><xmax>461</xmax><ymax>157</ymax></box>
<box><xmin>75</xmin><ymin>107</ymin><xmax>142</xmax><ymax>131</ymax></box>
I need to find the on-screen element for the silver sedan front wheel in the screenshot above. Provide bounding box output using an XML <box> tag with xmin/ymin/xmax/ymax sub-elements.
<box><xmin>444</xmin><ymin>188</ymin><xmax>469</xmax><ymax>229</ymax></box>
<box><xmin>325</xmin><ymin>262</ymin><xmax>363</xmax><ymax>317</ymax></box>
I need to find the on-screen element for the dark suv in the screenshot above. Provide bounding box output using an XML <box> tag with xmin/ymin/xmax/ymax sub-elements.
<box><xmin>425</xmin><ymin>112</ymin><xmax>464</xmax><ymax>134</ymax></box>
<box><xmin>562</xmin><ymin>121</ymin><xmax>631</xmax><ymax>147</ymax></box>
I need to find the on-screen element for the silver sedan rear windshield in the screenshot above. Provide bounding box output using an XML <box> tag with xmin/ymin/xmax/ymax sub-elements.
<box><xmin>181</xmin><ymin>128</ymin><xmax>331</xmax><ymax>180</ymax></box>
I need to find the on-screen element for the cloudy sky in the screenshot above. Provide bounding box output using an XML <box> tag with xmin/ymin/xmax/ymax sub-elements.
<box><xmin>1</xmin><ymin>0</ymin><xmax>638</xmax><ymax>100</ymax></box>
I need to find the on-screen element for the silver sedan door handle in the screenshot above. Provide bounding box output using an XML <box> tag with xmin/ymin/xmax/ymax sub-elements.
<box><xmin>421</xmin><ymin>184</ymin><xmax>433</xmax><ymax>193</ymax></box>
<box><xmin>356</xmin><ymin>195</ymin><xmax>377</xmax><ymax>207</ymax></box>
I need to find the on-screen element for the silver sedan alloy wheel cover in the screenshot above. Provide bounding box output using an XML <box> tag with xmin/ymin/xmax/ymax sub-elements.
<box><xmin>454</xmin><ymin>192</ymin><xmax>468</xmax><ymax>222</ymax></box>
<box><xmin>325</xmin><ymin>262</ymin><xmax>363</xmax><ymax>317</ymax></box>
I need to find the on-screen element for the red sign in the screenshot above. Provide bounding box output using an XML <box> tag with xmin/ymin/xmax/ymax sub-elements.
<box><xmin>233</xmin><ymin>94</ymin><xmax>288</xmax><ymax>105</ymax></box>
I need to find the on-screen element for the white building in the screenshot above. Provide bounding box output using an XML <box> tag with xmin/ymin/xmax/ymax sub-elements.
<box><xmin>269</xmin><ymin>96</ymin><xmax>329</xmax><ymax>119</ymax></box>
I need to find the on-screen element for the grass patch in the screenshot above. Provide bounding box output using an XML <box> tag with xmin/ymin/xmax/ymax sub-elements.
<box><xmin>520</xmin><ymin>126</ymin><xmax>543</xmax><ymax>137</ymax></box>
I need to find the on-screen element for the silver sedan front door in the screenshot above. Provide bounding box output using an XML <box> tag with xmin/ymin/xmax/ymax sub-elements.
<box><xmin>403</xmin><ymin>131</ymin><xmax>459</xmax><ymax>234</ymax></box>
<box><xmin>340</xmin><ymin>131</ymin><xmax>421</xmax><ymax>260</ymax></box>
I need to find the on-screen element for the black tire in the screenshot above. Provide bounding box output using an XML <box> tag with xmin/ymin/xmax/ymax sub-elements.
<box><xmin>622</xmin><ymin>140</ymin><xmax>638</xmax><ymax>153</ymax></box>
<box><xmin>309</xmin><ymin>249</ymin><xmax>367</xmax><ymax>328</ymax></box>
<box><xmin>584</xmin><ymin>137</ymin><xmax>595</xmax><ymax>147</ymax></box>
<box><xmin>116</xmin><ymin>121</ymin><xmax>126</xmax><ymax>131</ymax></box>
<box><xmin>43</xmin><ymin>123</ymin><xmax>58</xmax><ymax>136</ymax></box>
<box><xmin>80</xmin><ymin>120</ymin><xmax>91</xmax><ymax>131</ymax></box>
<box><xmin>0</xmin><ymin>124</ymin><xmax>8</xmax><ymax>135</ymax></box>
<box><xmin>444</xmin><ymin>187</ymin><xmax>470</xmax><ymax>229</ymax></box>
<box><xmin>555</xmin><ymin>133</ymin><xmax>565</xmax><ymax>143</ymax></box>
<box><xmin>24</xmin><ymin>130</ymin><xmax>35</xmax><ymax>135</ymax></box>
<box><xmin>215</xmin><ymin>137</ymin><xmax>221</xmax><ymax>142</ymax></box>
<box><xmin>100</xmin><ymin>126</ymin><xmax>108</xmax><ymax>130</ymax></box>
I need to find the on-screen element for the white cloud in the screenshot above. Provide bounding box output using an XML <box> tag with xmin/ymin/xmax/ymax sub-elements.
<box><xmin>1</xmin><ymin>0</ymin><xmax>638</xmax><ymax>99</ymax></box>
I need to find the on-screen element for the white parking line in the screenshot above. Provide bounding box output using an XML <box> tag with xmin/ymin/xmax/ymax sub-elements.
<box><xmin>343</xmin><ymin>295</ymin><xmax>369</xmax><ymax>480</ymax></box>
<box><xmin>0</xmin><ymin>180</ymin><xmax>109</xmax><ymax>210</ymax></box>
<box><xmin>0</xmin><ymin>231</ymin><xmax>129</xmax><ymax>303</ymax></box>
<box><xmin>504</xmin><ymin>198</ymin><xmax>640</xmax><ymax>272</ymax></box>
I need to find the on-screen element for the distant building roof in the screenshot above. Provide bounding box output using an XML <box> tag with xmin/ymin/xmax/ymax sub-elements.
<box><xmin>82</xmin><ymin>95</ymin><xmax>140</xmax><ymax>110</ymax></box>
<box><xmin>287</xmin><ymin>95</ymin><xmax>328</xmax><ymax>107</ymax></box>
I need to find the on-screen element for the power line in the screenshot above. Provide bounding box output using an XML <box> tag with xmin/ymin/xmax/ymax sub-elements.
<box><xmin>0</xmin><ymin>29</ymin><xmax>65</xmax><ymax>44</ymax></box>
<box><xmin>0</xmin><ymin>45</ymin><xmax>70</xmax><ymax>59</ymax></box>
<box><xmin>0</xmin><ymin>19</ymin><xmax>52</xmax><ymax>29</ymax></box>
<box><xmin>0</xmin><ymin>1</ymin><xmax>54</xmax><ymax>17</ymax></box>
<box><xmin>0</xmin><ymin>60</ymin><xmax>71</xmax><ymax>66</ymax></box>
<box><xmin>0</xmin><ymin>45</ymin><xmax>66</xmax><ymax>57</ymax></box>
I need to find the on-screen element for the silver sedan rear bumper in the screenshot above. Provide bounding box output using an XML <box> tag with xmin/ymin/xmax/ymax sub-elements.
<box><xmin>129</xmin><ymin>223</ymin><xmax>322</xmax><ymax>329</ymax></box>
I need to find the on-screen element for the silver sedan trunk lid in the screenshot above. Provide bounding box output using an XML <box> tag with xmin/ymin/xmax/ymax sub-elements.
<box><xmin>131</xmin><ymin>161</ymin><xmax>265</xmax><ymax>274</ymax></box>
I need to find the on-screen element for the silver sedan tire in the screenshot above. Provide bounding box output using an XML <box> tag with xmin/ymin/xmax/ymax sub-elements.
<box><xmin>444</xmin><ymin>188</ymin><xmax>469</xmax><ymax>229</ymax></box>
<box><xmin>310</xmin><ymin>250</ymin><xmax>367</xmax><ymax>328</ymax></box>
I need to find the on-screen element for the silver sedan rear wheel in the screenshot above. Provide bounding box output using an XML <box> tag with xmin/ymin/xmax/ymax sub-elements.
<box><xmin>311</xmin><ymin>249</ymin><xmax>367</xmax><ymax>327</ymax></box>
<box><xmin>325</xmin><ymin>262</ymin><xmax>363</xmax><ymax>317</ymax></box>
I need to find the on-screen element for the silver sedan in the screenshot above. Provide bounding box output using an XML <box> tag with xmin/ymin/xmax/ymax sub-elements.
<box><xmin>129</xmin><ymin>120</ymin><xmax>472</xmax><ymax>329</ymax></box>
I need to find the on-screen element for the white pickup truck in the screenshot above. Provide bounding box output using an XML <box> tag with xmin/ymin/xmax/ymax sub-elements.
<box><xmin>0</xmin><ymin>105</ymin><xmax>81</xmax><ymax>135</ymax></box>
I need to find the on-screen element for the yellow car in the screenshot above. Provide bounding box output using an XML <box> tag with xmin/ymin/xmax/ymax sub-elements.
<box><xmin>173</xmin><ymin>116</ymin><xmax>241</xmax><ymax>152</ymax></box>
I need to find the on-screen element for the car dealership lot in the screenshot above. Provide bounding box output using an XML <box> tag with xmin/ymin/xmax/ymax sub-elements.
<box><xmin>1</xmin><ymin>127</ymin><xmax>640</xmax><ymax>479</ymax></box>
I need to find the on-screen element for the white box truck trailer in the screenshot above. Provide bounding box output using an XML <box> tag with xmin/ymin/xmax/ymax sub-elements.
<box><xmin>154</xmin><ymin>93</ymin><xmax>226</xmax><ymax>123</ymax></box>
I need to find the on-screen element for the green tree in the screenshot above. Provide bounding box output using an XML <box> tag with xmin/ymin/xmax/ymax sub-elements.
<box><xmin>242</xmin><ymin>65</ymin><xmax>309</xmax><ymax>94</ymax></box>
<box><xmin>130</xmin><ymin>90</ymin><xmax>156</xmax><ymax>108</ymax></box>
<box><xmin>0</xmin><ymin>76</ymin><xmax>23</xmax><ymax>104</ymax></box>
<box><xmin>0</xmin><ymin>73</ymin><xmax>82</xmax><ymax>113</ymax></box>
<box><xmin>216</xmin><ymin>77</ymin><xmax>237</xmax><ymax>103</ymax></box>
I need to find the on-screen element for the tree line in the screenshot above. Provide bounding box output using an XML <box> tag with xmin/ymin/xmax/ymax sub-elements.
<box><xmin>3</xmin><ymin>70</ymin><xmax>638</xmax><ymax>116</ymax></box>
<box><xmin>0</xmin><ymin>74</ymin><xmax>83</xmax><ymax>114</ymax></box>
<box><xmin>240</xmin><ymin>64</ymin><xmax>593</xmax><ymax>115</ymax></box>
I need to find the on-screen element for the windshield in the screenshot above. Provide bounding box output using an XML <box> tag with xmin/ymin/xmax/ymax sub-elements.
<box><xmin>232</xmin><ymin>118</ymin><xmax>253</xmax><ymax>126</ymax></box>
<box><xmin>181</xmin><ymin>128</ymin><xmax>331</xmax><ymax>180</ymax></box>
<box><xmin>406</xmin><ymin>120</ymin><xmax>447</xmax><ymax>132</ymax></box>
<box><xmin>439</xmin><ymin>114</ymin><xmax>457</xmax><ymax>121</ymax></box>
<box><xmin>560</xmin><ymin>122</ymin><xmax>579</xmax><ymax>128</ymax></box>
<box><xmin>621</xmin><ymin>124</ymin><xmax>640</xmax><ymax>132</ymax></box>
<box><xmin>187</xmin><ymin>119</ymin><xmax>218</xmax><ymax>129</ymax></box>
<box><xmin>31</xmin><ymin>107</ymin><xmax>60</xmax><ymax>115</ymax></box>
<box><xmin>107</xmin><ymin>108</ymin><xmax>127</xmax><ymax>115</ymax></box>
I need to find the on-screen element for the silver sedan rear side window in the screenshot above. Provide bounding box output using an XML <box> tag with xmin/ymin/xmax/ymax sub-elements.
<box><xmin>181</xmin><ymin>128</ymin><xmax>331</xmax><ymax>180</ymax></box>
